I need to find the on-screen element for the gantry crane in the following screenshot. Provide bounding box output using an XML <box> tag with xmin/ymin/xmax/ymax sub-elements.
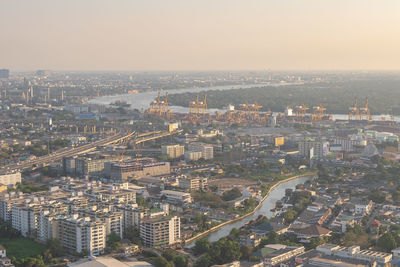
<box><xmin>146</xmin><ymin>91</ymin><xmax>173</xmax><ymax>119</ymax></box>
<box><xmin>349</xmin><ymin>97</ymin><xmax>360</xmax><ymax>120</ymax></box>
<box><xmin>295</xmin><ymin>104</ymin><xmax>309</xmax><ymax>117</ymax></box>
<box><xmin>189</xmin><ymin>93</ymin><xmax>208</xmax><ymax>115</ymax></box>
<box><xmin>250</xmin><ymin>101</ymin><xmax>263</xmax><ymax>121</ymax></box>
<box><xmin>311</xmin><ymin>105</ymin><xmax>326</xmax><ymax>121</ymax></box>
<box><xmin>359</xmin><ymin>97</ymin><xmax>371</xmax><ymax>121</ymax></box>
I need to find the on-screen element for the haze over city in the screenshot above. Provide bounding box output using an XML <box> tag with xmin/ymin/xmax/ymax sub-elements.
<box><xmin>3</xmin><ymin>1</ymin><xmax>400</xmax><ymax>267</ymax></box>
<box><xmin>2</xmin><ymin>0</ymin><xmax>400</xmax><ymax>71</ymax></box>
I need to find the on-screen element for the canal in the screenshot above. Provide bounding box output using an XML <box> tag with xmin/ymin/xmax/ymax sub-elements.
<box><xmin>187</xmin><ymin>175</ymin><xmax>314</xmax><ymax>246</ymax></box>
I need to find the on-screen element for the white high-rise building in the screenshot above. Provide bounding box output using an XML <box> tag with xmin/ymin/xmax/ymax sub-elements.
<box><xmin>115</xmin><ymin>205</ymin><xmax>147</xmax><ymax>230</ymax></box>
<box><xmin>0</xmin><ymin>172</ymin><xmax>21</xmax><ymax>187</ymax></box>
<box><xmin>54</xmin><ymin>215</ymin><xmax>106</xmax><ymax>256</ymax></box>
<box><xmin>11</xmin><ymin>204</ymin><xmax>40</xmax><ymax>237</ymax></box>
<box><xmin>161</xmin><ymin>145</ymin><xmax>185</xmax><ymax>159</ymax></box>
<box><xmin>140</xmin><ymin>215</ymin><xmax>180</xmax><ymax>247</ymax></box>
<box><xmin>201</xmin><ymin>144</ymin><xmax>214</xmax><ymax>160</ymax></box>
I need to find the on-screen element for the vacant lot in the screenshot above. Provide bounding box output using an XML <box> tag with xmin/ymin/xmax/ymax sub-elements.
<box><xmin>0</xmin><ymin>238</ymin><xmax>45</xmax><ymax>258</ymax></box>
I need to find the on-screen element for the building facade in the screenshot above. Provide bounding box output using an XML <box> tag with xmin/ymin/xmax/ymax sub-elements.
<box><xmin>140</xmin><ymin>215</ymin><xmax>180</xmax><ymax>247</ymax></box>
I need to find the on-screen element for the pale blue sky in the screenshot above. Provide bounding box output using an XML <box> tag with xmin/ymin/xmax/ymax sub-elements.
<box><xmin>1</xmin><ymin>0</ymin><xmax>400</xmax><ymax>70</ymax></box>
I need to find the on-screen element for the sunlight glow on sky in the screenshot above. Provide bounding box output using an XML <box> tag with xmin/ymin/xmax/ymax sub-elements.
<box><xmin>1</xmin><ymin>0</ymin><xmax>400</xmax><ymax>71</ymax></box>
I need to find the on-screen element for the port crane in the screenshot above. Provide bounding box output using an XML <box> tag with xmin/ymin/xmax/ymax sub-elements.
<box><xmin>348</xmin><ymin>97</ymin><xmax>360</xmax><ymax>120</ymax></box>
<box><xmin>359</xmin><ymin>97</ymin><xmax>371</xmax><ymax>121</ymax></box>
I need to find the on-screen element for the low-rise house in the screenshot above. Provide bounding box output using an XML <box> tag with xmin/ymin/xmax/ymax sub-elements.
<box><xmin>160</xmin><ymin>190</ymin><xmax>192</xmax><ymax>204</ymax></box>
<box><xmin>292</xmin><ymin>225</ymin><xmax>332</xmax><ymax>243</ymax></box>
<box><xmin>349</xmin><ymin>198</ymin><xmax>373</xmax><ymax>215</ymax></box>
<box><xmin>257</xmin><ymin>244</ymin><xmax>305</xmax><ymax>266</ymax></box>
<box><xmin>294</xmin><ymin>206</ymin><xmax>332</xmax><ymax>226</ymax></box>
<box><xmin>329</xmin><ymin>211</ymin><xmax>356</xmax><ymax>233</ymax></box>
<box><xmin>251</xmin><ymin>221</ymin><xmax>289</xmax><ymax>237</ymax></box>
<box><xmin>240</xmin><ymin>234</ymin><xmax>261</xmax><ymax>247</ymax></box>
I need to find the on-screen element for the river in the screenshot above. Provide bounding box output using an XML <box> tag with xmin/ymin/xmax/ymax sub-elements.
<box><xmin>88</xmin><ymin>83</ymin><xmax>308</xmax><ymax>115</ymax></box>
<box><xmin>186</xmin><ymin>175</ymin><xmax>313</xmax><ymax>246</ymax></box>
<box><xmin>89</xmin><ymin>84</ymin><xmax>400</xmax><ymax>122</ymax></box>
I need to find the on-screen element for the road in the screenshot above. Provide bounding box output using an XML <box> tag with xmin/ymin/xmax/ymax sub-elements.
<box><xmin>0</xmin><ymin>129</ymin><xmax>182</xmax><ymax>174</ymax></box>
<box><xmin>0</xmin><ymin>130</ymin><xmax>136</xmax><ymax>174</ymax></box>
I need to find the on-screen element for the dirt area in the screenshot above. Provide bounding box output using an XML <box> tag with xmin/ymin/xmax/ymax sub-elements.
<box><xmin>210</xmin><ymin>178</ymin><xmax>258</xmax><ymax>189</ymax></box>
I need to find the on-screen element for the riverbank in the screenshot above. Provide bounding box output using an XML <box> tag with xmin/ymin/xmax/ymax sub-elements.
<box><xmin>184</xmin><ymin>172</ymin><xmax>316</xmax><ymax>245</ymax></box>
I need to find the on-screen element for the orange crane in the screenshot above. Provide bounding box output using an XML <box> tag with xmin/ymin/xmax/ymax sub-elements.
<box><xmin>189</xmin><ymin>94</ymin><xmax>208</xmax><ymax>115</ymax></box>
<box><xmin>359</xmin><ymin>97</ymin><xmax>371</xmax><ymax>121</ymax></box>
<box><xmin>311</xmin><ymin>105</ymin><xmax>326</xmax><ymax>121</ymax></box>
<box><xmin>189</xmin><ymin>94</ymin><xmax>199</xmax><ymax>114</ymax></box>
<box><xmin>146</xmin><ymin>92</ymin><xmax>173</xmax><ymax>119</ymax></box>
<box><xmin>349</xmin><ymin>97</ymin><xmax>360</xmax><ymax>120</ymax></box>
<box><xmin>251</xmin><ymin>101</ymin><xmax>263</xmax><ymax>121</ymax></box>
<box><xmin>295</xmin><ymin>104</ymin><xmax>308</xmax><ymax>117</ymax></box>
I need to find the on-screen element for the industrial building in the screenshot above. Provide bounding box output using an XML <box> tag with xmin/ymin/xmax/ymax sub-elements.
<box><xmin>107</xmin><ymin>158</ymin><xmax>170</xmax><ymax>181</ymax></box>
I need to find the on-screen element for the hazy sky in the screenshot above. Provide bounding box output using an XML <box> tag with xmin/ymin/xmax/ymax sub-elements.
<box><xmin>1</xmin><ymin>0</ymin><xmax>400</xmax><ymax>71</ymax></box>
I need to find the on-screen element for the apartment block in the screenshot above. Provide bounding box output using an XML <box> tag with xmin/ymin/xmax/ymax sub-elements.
<box><xmin>162</xmin><ymin>144</ymin><xmax>185</xmax><ymax>159</ymax></box>
<box><xmin>54</xmin><ymin>215</ymin><xmax>106</xmax><ymax>256</ymax></box>
<box><xmin>140</xmin><ymin>215</ymin><xmax>180</xmax><ymax>247</ymax></box>
<box><xmin>0</xmin><ymin>172</ymin><xmax>21</xmax><ymax>187</ymax></box>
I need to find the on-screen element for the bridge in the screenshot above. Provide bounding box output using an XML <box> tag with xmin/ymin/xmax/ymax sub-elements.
<box><xmin>0</xmin><ymin>129</ymin><xmax>182</xmax><ymax>174</ymax></box>
<box><xmin>134</xmin><ymin>129</ymin><xmax>182</xmax><ymax>145</ymax></box>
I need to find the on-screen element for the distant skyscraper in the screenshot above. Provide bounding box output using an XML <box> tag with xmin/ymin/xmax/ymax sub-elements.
<box><xmin>0</xmin><ymin>69</ymin><xmax>9</xmax><ymax>79</ymax></box>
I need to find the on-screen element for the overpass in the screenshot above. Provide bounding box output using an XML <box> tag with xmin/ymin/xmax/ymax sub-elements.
<box><xmin>0</xmin><ymin>129</ymin><xmax>182</xmax><ymax>174</ymax></box>
<box><xmin>134</xmin><ymin>129</ymin><xmax>182</xmax><ymax>145</ymax></box>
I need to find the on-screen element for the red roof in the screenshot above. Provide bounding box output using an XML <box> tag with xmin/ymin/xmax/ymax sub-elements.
<box><xmin>370</xmin><ymin>219</ymin><xmax>381</xmax><ymax>227</ymax></box>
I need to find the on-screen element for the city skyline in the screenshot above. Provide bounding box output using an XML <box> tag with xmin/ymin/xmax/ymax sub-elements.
<box><xmin>1</xmin><ymin>0</ymin><xmax>400</xmax><ymax>71</ymax></box>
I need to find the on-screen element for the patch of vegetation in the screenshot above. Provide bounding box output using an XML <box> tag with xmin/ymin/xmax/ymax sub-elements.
<box><xmin>222</xmin><ymin>187</ymin><xmax>242</xmax><ymax>201</ymax></box>
<box><xmin>168</xmin><ymin>78</ymin><xmax>400</xmax><ymax>115</ymax></box>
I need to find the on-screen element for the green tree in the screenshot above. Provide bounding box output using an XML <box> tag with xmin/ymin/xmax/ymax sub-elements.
<box><xmin>162</xmin><ymin>250</ymin><xmax>176</xmax><ymax>262</ymax></box>
<box><xmin>229</xmin><ymin>228</ymin><xmax>240</xmax><ymax>239</ymax></box>
<box><xmin>45</xmin><ymin>238</ymin><xmax>65</xmax><ymax>257</ymax></box>
<box><xmin>106</xmin><ymin>232</ymin><xmax>122</xmax><ymax>253</ymax></box>
<box><xmin>154</xmin><ymin>256</ymin><xmax>173</xmax><ymax>267</ymax></box>
<box><xmin>222</xmin><ymin>187</ymin><xmax>242</xmax><ymax>201</ymax></box>
<box><xmin>240</xmin><ymin>245</ymin><xmax>253</xmax><ymax>260</ymax></box>
<box><xmin>174</xmin><ymin>255</ymin><xmax>188</xmax><ymax>267</ymax></box>
<box><xmin>210</xmin><ymin>239</ymin><xmax>241</xmax><ymax>265</ymax></box>
<box><xmin>124</xmin><ymin>226</ymin><xmax>142</xmax><ymax>245</ymax></box>
<box><xmin>377</xmin><ymin>233</ymin><xmax>397</xmax><ymax>252</ymax></box>
<box><xmin>194</xmin><ymin>238</ymin><xmax>211</xmax><ymax>255</ymax></box>
<box><xmin>194</xmin><ymin>254</ymin><xmax>212</xmax><ymax>267</ymax></box>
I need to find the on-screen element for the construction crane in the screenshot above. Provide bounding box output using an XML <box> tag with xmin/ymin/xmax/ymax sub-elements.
<box><xmin>349</xmin><ymin>97</ymin><xmax>360</xmax><ymax>120</ymax></box>
<box><xmin>295</xmin><ymin>104</ymin><xmax>308</xmax><ymax>117</ymax></box>
<box><xmin>311</xmin><ymin>105</ymin><xmax>326</xmax><ymax>121</ymax></box>
<box><xmin>359</xmin><ymin>97</ymin><xmax>371</xmax><ymax>121</ymax></box>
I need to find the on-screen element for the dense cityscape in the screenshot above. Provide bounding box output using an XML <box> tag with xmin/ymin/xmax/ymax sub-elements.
<box><xmin>0</xmin><ymin>69</ymin><xmax>400</xmax><ymax>267</ymax></box>
<box><xmin>2</xmin><ymin>1</ymin><xmax>400</xmax><ymax>267</ymax></box>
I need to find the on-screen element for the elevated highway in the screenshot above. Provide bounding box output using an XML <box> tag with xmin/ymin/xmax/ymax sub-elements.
<box><xmin>0</xmin><ymin>129</ymin><xmax>182</xmax><ymax>174</ymax></box>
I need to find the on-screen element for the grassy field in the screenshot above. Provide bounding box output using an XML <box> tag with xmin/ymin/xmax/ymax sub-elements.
<box><xmin>0</xmin><ymin>238</ymin><xmax>45</xmax><ymax>258</ymax></box>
